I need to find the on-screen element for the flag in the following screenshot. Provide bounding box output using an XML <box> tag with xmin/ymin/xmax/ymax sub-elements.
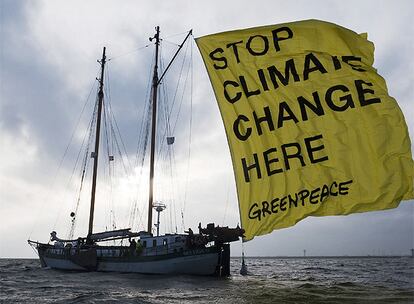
<box><xmin>196</xmin><ymin>19</ymin><xmax>414</xmax><ymax>241</ymax></box>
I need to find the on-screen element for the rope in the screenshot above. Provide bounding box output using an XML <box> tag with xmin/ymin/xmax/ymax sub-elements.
<box><xmin>28</xmin><ymin>79</ymin><xmax>97</xmax><ymax>240</ymax></box>
<box><xmin>108</xmin><ymin>44</ymin><xmax>151</xmax><ymax>61</ymax></box>
<box><xmin>128</xmin><ymin>49</ymin><xmax>155</xmax><ymax>230</ymax></box>
<box><xmin>65</xmin><ymin>88</ymin><xmax>98</xmax><ymax>238</ymax></box>
<box><xmin>103</xmin><ymin>66</ymin><xmax>117</xmax><ymax>231</ymax></box>
<box><xmin>181</xmin><ymin>40</ymin><xmax>194</xmax><ymax>226</ymax></box>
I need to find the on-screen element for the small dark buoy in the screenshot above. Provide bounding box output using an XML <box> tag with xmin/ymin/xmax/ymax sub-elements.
<box><xmin>70</xmin><ymin>212</ymin><xmax>75</xmax><ymax>217</ymax></box>
<box><xmin>240</xmin><ymin>251</ymin><xmax>248</xmax><ymax>275</ymax></box>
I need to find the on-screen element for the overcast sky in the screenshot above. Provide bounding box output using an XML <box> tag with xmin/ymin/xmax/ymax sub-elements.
<box><xmin>1</xmin><ymin>0</ymin><xmax>413</xmax><ymax>258</ymax></box>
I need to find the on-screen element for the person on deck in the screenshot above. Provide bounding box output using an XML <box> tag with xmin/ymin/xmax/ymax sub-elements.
<box><xmin>135</xmin><ymin>240</ymin><xmax>143</xmax><ymax>255</ymax></box>
<box><xmin>129</xmin><ymin>238</ymin><xmax>137</xmax><ymax>255</ymax></box>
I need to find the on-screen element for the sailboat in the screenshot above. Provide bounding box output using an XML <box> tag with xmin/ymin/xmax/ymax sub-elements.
<box><xmin>28</xmin><ymin>27</ymin><xmax>244</xmax><ymax>276</ymax></box>
<box><xmin>28</xmin><ymin>20</ymin><xmax>413</xmax><ymax>276</ymax></box>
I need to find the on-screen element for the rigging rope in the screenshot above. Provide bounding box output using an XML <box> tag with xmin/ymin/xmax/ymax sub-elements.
<box><xmin>128</xmin><ymin>50</ymin><xmax>155</xmax><ymax>230</ymax></box>
<box><xmin>28</xmin><ymin>79</ymin><xmax>97</xmax><ymax>240</ymax></box>
<box><xmin>108</xmin><ymin>44</ymin><xmax>151</xmax><ymax>61</ymax></box>
<box><xmin>156</xmin><ymin>37</ymin><xmax>194</xmax><ymax>233</ymax></box>
<box><xmin>102</xmin><ymin>66</ymin><xmax>116</xmax><ymax>232</ymax></box>
<box><xmin>66</xmin><ymin>87</ymin><xmax>99</xmax><ymax>238</ymax></box>
<box><xmin>181</xmin><ymin>39</ymin><xmax>194</xmax><ymax>230</ymax></box>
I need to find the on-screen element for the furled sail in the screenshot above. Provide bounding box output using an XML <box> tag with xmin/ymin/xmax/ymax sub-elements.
<box><xmin>196</xmin><ymin>19</ymin><xmax>414</xmax><ymax>241</ymax></box>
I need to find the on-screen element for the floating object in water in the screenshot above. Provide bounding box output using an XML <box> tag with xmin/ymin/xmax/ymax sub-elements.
<box><xmin>240</xmin><ymin>251</ymin><xmax>248</xmax><ymax>276</ymax></box>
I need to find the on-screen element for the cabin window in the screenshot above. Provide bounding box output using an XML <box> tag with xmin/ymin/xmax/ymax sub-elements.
<box><xmin>163</xmin><ymin>239</ymin><xmax>168</xmax><ymax>246</ymax></box>
<box><xmin>153</xmin><ymin>239</ymin><xmax>157</xmax><ymax>247</ymax></box>
<box><xmin>143</xmin><ymin>241</ymin><xmax>147</xmax><ymax>248</ymax></box>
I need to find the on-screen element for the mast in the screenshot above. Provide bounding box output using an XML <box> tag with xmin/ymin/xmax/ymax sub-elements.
<box><xmin>87</xmin><ymin>46</ymin><xmax>107</xmax><ymax>238</ymax></box>
<box><xmin>147</xmin><ymin>26</ymin><xmax>160</xmax><ymax>233</ymax></box>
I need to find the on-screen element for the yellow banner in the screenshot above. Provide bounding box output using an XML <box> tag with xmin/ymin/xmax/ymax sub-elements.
<box><xmin>196</xmin><ymin>19</ymin><xmax>414</xmax><ymax>241</ymax></box>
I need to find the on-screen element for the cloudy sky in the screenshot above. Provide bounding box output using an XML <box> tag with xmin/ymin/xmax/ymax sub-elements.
<box><xmin>1</xmin><ymin>0</ymin><xmax>413</xmax><ymax>258</ymax></box>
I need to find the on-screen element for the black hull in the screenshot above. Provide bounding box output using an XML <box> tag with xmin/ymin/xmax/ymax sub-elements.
<box><xmin>34</xmin><ymin>242</ymin><xmax>231</xmax><ymax>276</ymax></box>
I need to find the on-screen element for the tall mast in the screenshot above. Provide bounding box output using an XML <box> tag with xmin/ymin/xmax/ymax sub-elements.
<box><xmin>87</xmin><ymin>46</ymin><xmax>107</xmax><ymax>238</ymax></box>
<box><xmin>147</xmin><ymin>26</ymin><xmax>160</xmax><ymax>233</ymax></box>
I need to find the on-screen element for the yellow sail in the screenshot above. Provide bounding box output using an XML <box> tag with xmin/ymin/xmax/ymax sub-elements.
<box><xmin>196</xmin><ymin>19</ymin><xmax>414</xmax><ymax>241</ymax></box>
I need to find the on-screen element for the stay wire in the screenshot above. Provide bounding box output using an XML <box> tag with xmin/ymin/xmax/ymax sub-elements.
<box><xmin>67</xmin><ymin>120</ymin><xmax>93</xmax><ymax>239</ymax></box>
<box><xmin>129</xmin><ymin>49</ymin><xmax>155</xmax><ymax>230</ymax></box>
<box><xmin>108</xmin><ymin>44</ymin><xmax>151</xmax><ymax>61</ymax></box>
<box><xmin>28</xmin><ymin>79</ymin><xmax>97</xmax><ymax>240</ymax></box>
<box><xmin>103</xmin><ymin>65</ymin><xmax>115</xmax><ymax>231</ymax></box>
<box><xmin>61</xmin><ymin>87</ymin><xmax>98</xmax><ymax>237</ymax></box>
<box><xmin>180</xmin><ymin>40</ymin><xmax>194</xmax><ymax>226</ymax></box>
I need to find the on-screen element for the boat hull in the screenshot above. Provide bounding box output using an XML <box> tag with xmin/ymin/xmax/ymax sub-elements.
<box><xmin>35</xmin><ymin>244</ymin><xmax>231</xmax><ymax>276</ymax></box>
<box><xmin>97</xmin><ymin>252</ymin><xmax>219</xmax><ymax>274</ymax></box>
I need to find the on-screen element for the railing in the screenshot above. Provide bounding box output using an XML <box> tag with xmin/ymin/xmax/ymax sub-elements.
<box><xmin>43</xmin><ymin>242</ymin><xmax>205</xmax><ymax>258</ymax></box>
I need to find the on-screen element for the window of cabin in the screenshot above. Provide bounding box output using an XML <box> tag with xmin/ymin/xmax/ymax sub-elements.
<box><xmin>143</xmin><ymin>241</ymin><xmax>147</xmax><ymax>248</ymax></box>
<box><xmin>163</xmin><ymin>239</ymin><xmax>168</xmax><ymax>246</ymax></box>
<box><xmin>152</xmin><ymin>239</ymin><xmax>157</xmax><ymax>247</ymax></box>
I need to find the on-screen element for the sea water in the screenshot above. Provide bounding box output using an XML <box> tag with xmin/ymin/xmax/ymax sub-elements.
<box><xmin>1</xmin><ymin>257</ymin><xmax>413</xmax><ymax>303</ymax></box>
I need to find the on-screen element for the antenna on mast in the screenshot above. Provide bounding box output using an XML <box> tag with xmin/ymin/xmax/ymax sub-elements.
<box><xmin>153</xmin><ymin>202</ymin><xmax>166</xmax><ymax>237</ymax></box>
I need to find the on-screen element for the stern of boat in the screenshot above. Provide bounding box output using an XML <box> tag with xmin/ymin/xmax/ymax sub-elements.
<box><xmin>28</xmin><ymin>240</ymin><xmax>97</xmax><ymax>271</ymax></box>
<box><xmin>215</xmin><ymin>243</ymin><xmax>231</xmax><ymax>277</ymax></box>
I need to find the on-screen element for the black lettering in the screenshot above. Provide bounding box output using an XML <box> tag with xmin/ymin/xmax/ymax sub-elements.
<box><xmin>271</xmin><ymin>198</ymin><xmax>279</xmax><ymax>213</ymax></box>
<box><xmin>246</xmin><ymin>35</ymin><xmax>269</xmax><ymax>56</ymax></box>
<box><xmin>241</xmin><ymin>154</ymin><xmax>262</xmax><ymax>183</ymax></box>
<box><xmin>280</xmin><ymin>196</ymin><xmax>287</xmax><ymax>211</ymax></box>
<box><xmin>310</xmin><ymin>187</ymin><xmax>320</xmax><ymax>204</ymax></box>
<box><xmin>226</xmin><ymin>40</ymin><xmax>243</xmax><ymax>64</ymax></box>
<box><xmin>339</xmin><ymin>180</ymin><xmax>353</xmax><ymax>195</ymax></box>
<box><xmin>233</xmin><ymin>115</ymin><xmax>252</xmax><ymax>141</ymax></box>
<box><xmin>278</xmin><ymin>102</ymin><xmax>299</xmax><ymax>128</ymax></box>
<box><xmin>263</xmin><ymin>147</ymin><xmax>283</xmax><ymax>176</ymax></box>
<box><xmin>355</xmin><ymin>79</ymin><xmax>381</xmax><ymax>106</ymax></box>
<box><xmin>267</xmin><ymin>59</ymin><xmax>300</xmax><ymax>88</ymax></box>
<box><xmin>248</xmin><ymin>203</ymin><xmax>261</xmax><ymax>221</ymax></box>
<box><xmin>223</xmin><ymin>80</ymin><xmax>242</xmax><ymax>103</ymax></box>
<box><xmin>332</xmin><ymin>56</ymin><xmax>342</xmax><ymax>70</ymax></box>
<box><xmin>342</xmin><ymin>56</ymin><xmax>365</xmax><ymax>71</ymax></box>
<box><xmin>304</xmin><ymin>134</ymin><xmax>329</xmax><ymax>164</ymax></box>
<box><xmin>320</xmin><ymin>184</ymin><xmax>330</xmax><ymax>202</ymax></box>
<box><xmin>257</xmin><ymin>69</ymin><xmax>269</xmax><ymax>91</ymax></box>
<box><xmin>254</xmin><ymin>106</ymin><xmax>275</xmax><ymax>135</ymax></box>
<box><xmin>240</xmin><ymin>75</ymin><xmax>260</xmax><ymax>98</ymax></box>
<box><xmin>209</xmin><ymin>48</ymin><xmax>227</xmax><ymax>70</ymax></box>
<box><xmin>298</xmin><ymin>189</ymin><xmax>310</xmax><ymax>206</ymax></box>
<box><xmin>272</xmin><ymin>27</ymin><xmax>293</xmax><ymax>51</ymax></box>
<box><xmin>288</xmin><ymin>193</ymin><xmax>298</xmax><ymax>208</ymax></box>
<box><xmin>325</xmin><ymin>84</ymin><xmax>355</xmax><ymax>111</ymax></box>
<box><xmin>246</xmin><ymin>179</ymin><xmax>353</xmax><ymax>221</ymax></box>
<box><xmin>330</xmin><ymin>181</ymin><xmax>338</xmax><ymax>196</ymax></box>
<box><xmin>262</xmin><ymin>201</ymin><xmax>271</xmax><ymax>217</ymax></box>
<box><xmin>303</xmin><ymin>53</ymin><xmax>328</xmax><ymax>80</ymax></box>
<box><xmin>297</xmin><ymin>91</ymin><xmax>325</xmax><ymax>121</ymax></box>
<box><xmin>281</xmin><ymin>142</ymin><xmax>305</xmax><ymax>170</ymax></box>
